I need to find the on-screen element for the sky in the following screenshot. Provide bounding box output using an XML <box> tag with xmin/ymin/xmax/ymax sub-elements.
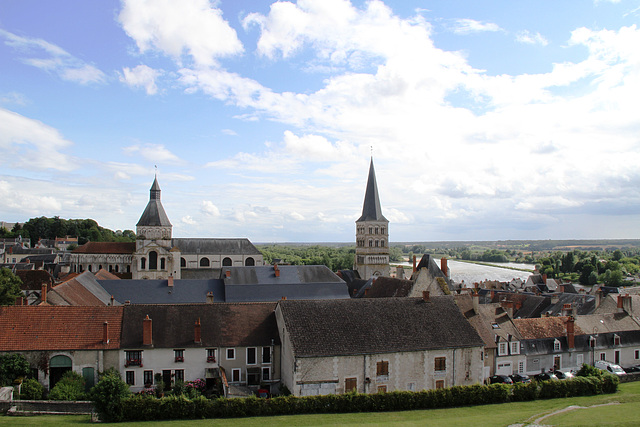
<box><xmin>1</xmin><ymin>0</ymin><xmax>640</xmax><ymax>243</ymax></box>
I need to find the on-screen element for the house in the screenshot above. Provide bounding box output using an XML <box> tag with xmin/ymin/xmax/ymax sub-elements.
<box><xmin>275</xmin><ymin>295</ymin><xmax>484</xmax><ymax>396</ymax></box>
<box><xmin>119</xmin><ymin>303</ymin><xmax>280</xmax><ymax>396</ymax></box>
<box><xmin>0</xmin><ymin>306</ymin><xmax>123</xmax><ymax>391</ymax></box>
<box><xmin>410</xmin><ymin>255</ymin><xmax>453</xmax><ymax>297</ymax></box>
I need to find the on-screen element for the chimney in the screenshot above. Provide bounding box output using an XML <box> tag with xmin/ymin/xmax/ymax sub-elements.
<box><xmin>224</xmin><ymin>270</ymin><xmax>231</xmax><ymax>278</ymax></box>
<box><xmin>422</xmin><ymin>290</ymin><xmax>430</xmax><ymax>302</ymax></box>
<box><xmin>103</xmin><ymin>321</ymin><xmax>109</xmax><ymax>344</ymax></box>
<box><xmin>566</xmin><ymin>316</ymin><xmax>575</xmax><ymax>349</ymax></box>
<box><xmin>396</xmin><ymin>266</ymin><xmax>404</xmax><ymax>279</ymax></box>
<box><xmin>595</xmin><ymin>288</ymin><xmax>603</xmax><ymax>308</ymax></box>
<box><xmin>194</xmin><ymin>318</ymin><xmax>201</xmax><ymax>344</ymax></box>
<box><xmin>110</xmin><ymin>295</ymin><xmax>115</xmax><ymax>306</ymax></box>
<box><xmin>274</xmin><ymin>264</ymin><xmax>280</xmax><ymax>277</ymax></box>
<box><xmin>281</xmin><ymin>296</ymin><xmax>287</xmax><ymax>300</ymax></box>
<box><xmin>472</xmin><ymin>291</ymin><xmax>479</xmax><ymax>314</ymax></box>
<box><xmin>617</xmin><ymin>294</ymin><xmax>624</xmax><ymax>313</ymax></box>
<box><xmin>501</xmin><ymin>300</ymin><xmax>514</xmax><ymax>318</ymax></box>
<box><xmin>542</xmin><ymin>273</ymin><xmax>547</xmax><ymax>283</ymax></box>
<box><xmin>14</xmin><ymin>296</ymin><xmax>23</xmax><ymax>306</ymax></box>
<box><xmin>143</xmin><ymin>315</ymin><xmax>152</xmax><ymax>346</ymax></box>
<box><xmin>41</xmin><ymin>283</ymin><xmax>47</xmax><ymax>304</ymax></box>
<box><xmin>490</xmin><ymin>290</ymin><xmax>495</xmax><ymax>301</ymax></box>
<box><xmin>206</xmin><ymin>292</ymin><xmax>214</xmax><ymax>304</ymax></box>
<box><xmin>440</xmin><ymin>258</ymin><xmax>448</xmax><ymax>276</ymax></box>
<box><xmin>562</xmin><ymin>303</ymin><xmax>573</xmax><ymax>317</ymax></box>
<box><xmin>168</xmin><ymin>275</ymin><xmax>174</xmax><ymax>287</ymax></box>
<box><xmin>124</xmin><ymin>300</ymin><xmax>131</xmax><ymax>305</ymax></box>
<box><xmin>412</xmin><ymin>255</ymin><xmax>417</xmax><ymax>273</ymax></box>
<box><xmin>623</xmin><ymin>294</ymin><xmax>632</xmax><ymax>313</ymax></box>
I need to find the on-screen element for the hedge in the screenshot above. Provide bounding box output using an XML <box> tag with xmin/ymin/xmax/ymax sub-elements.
<box><xmin>106</xmin><ymin>376</ymin><xmax>618</xmax><ymax>422</ymax></box>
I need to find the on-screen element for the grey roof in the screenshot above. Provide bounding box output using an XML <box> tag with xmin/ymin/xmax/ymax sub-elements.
<box><xmin>543</xmin><ymin>294</ymin><xmax>596</xmax><ymax>316</ymax></box>
<box><xmin>278</xmin><ymin>296</ymin><xmax>484</xmax><ymax>358</ymax></box>
<box><xmin>136</xmin><ymin>177</ymin><xmax>172</xmax><ymax>227</ymax></box>
<box><xmin>99</xmin><ymin>279</ymin><xmax>225</xmax><ymax>304</ymax></box>
<box><xmin>172</xmin><ymin>238</ymin><xmax>261</xmax><ymax>256</ymax></box>
<box><xmin>223</xmin><ymin>265</ymin><xmax>350</xmax><ymax>302</ymax></box>
<box><xmin>357</xmin><ymin>158</ymin><xmax>387</xmax><ymax>222</ymax></box>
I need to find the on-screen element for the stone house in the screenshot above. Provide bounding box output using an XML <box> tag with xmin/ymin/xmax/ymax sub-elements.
<box><xmin>276</xmin><ymin>295</ymin><xmax>484</xmax><ymax>396</ymax></box>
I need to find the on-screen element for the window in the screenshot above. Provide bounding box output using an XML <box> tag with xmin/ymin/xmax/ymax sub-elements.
<box><xmin>614</xmin><ymin>334</ymin><xmax>621</xmax><ymax>346</ymax></box>
<box><xmin>518</xmin><ymin>360</ymin><xmax>525</xmax><ymax>374</ymax></box>
<box><xmin>376</xmin><ymin>361</ymin><xmax>389</xmax><ymax>376</ymax></box>
<box><xmin>369</xmin><ymin>240</ymin><xmax>372</xmax><ymax>247</ymax></box>
<box><xmin>231</xmin><ymin>368</ymin><xmax>241</xmax><ymax>383</ymax></box>
<box><xmin>181</xmin><ymin>257</ymin><xmax>186</xmax><ymax>268</ymax></box>
<box><xmin>590</xmin><ymin>336</ymin><xmax>597</xmax><ymax>348</ymax></box>
<box><xmin>381</xmin><ymin>227</ymin><xmax>385</xmax><ymax>234</ymax></box>
<box><xmin>262</xmin><ymin>367</ymin><xmax>270</xmax><ymax>381</ymax></box>
<box><xmin>247</xmin><ymin>367</ymin><xmax>261</xmax><ymax>385</ymax></box>
<box><xmin>175</xmin><ymin>369</ymin><xmax>184</xmax><ymax>383</ymax></box>
<box><xmin>200</xmin><ymin>257</ymin><xmax>210</xmax><ymax>267</ymax></box>
<box><xmin>247</xmin><ymin>347</ymin><xmax>257</xmax><ymax>365</ymax></box>
<box><xmin>553</xmin><ymin>355</ymin><xmax>561</xmax><ymax>370</ymax></box>
<box><xmin>125</xmin><ymin>351</ymin><xmax>142</xmax><ymax>367</ymax></box>
<box><xmin>375</xmin><ymin>240</ymin><xmax>379</xmax><ymax>247</ymax></box>
<box><xmin>553</xmin><ymin>339</ymin><xmax>561</xmax><ymax>352</ymax></box>
<box><xmin>262</xmin><ymin>347</ymin><xmax>271</xmax><ymax>364</ymax></box>
<box><xmin>174</xmin><ymin>349</ymin><xmax>184</xmax><ymax>362</ymax></box>
<box><xmin>435</xmin><ymin>380</ymin><xmax>445</xmax><ymax>389</ymax></box>
<box><xmin>377</xmin><ymin>385</ymin><xmax>387</xmax><ymax>393</ymax></box>
<box><xmin>141</xmin><ymin>257</ymin><xmax>146</xmax><ymax>270</ymax></box>
<box><xmin>245</xmin><ymin>257</ymin><xmax>255</xmax><ymax>266</ymax></box>
<box><xmin>635</xmin><ymin>349</ymin><xmax>640</xmax><ymax>360</ymax></box>
<box><xmin>407</xmin><ymin>382</ymin><xmax>415</xmax><ymax>391</ymax></box>
<box><xmin>125</xmin><ymin>371</ymin><xmax>135</xmax><ymax>386</ymax></box>
<box><xmin>143</xmin><ymin>370</ymin><xmax>153</xmax><ymax>386</ymax></box>
<box><xmin>375</xmin><ymin>227</ymin><xmax>379</xmax><ymax>235</ymax></box>
<box><xmin>498</xmin><ymin>342</ymin><xmax>508</xmax><ymax>356</ymax></box>
<box><xmin>149</xmin><ymin>251</ymin><xmax>158</xmax><ymax>269</ymax></box>
<box><xmin>369</xmin><ymin>227</ymin><xmax>373</xmax><ymax>234</ymax></box>
<box><xmin>577</xmin><ymin>354</ymin><xmax>584</xmax><ymax>366</ymax></box>
<box><xmin>207</xmin><ymin>349</ymin><xmax>217</xmax><ymax>363</ymax></box>
<box><xmin>434</xmin><ymin>357</ymin><xmax>446</xmax><ymax>371</ymax></box>
<box><xmin>510</xmin><ymin>341</ymin><xmax>520</xmax><ymax>355</ymax></box>
<box><xmin>381</xmin><ymin>240</ymin><xmax>385</xmax><ymax>247</ymax></box>
<box><xmin>345</xmin><ymin>377</ymin><xmax>357</xmax><ymax>392</ymax></box>
<box><xmin>160</xmin><ymin>258</ymin><xmax>165</xmax><ymax>270</ymax></box>
<box><xmin>600</xmin><ymin>352</ymin><xmax>607</xmax><ymax>361</ymax></box>
<box><xmin>222</xmin><ymin>257</ymin><xmax>232</xmax><ymax>266</ymax></box>
<box><xmin>227</xmin><ymin>348</ymin><xmax>235</xmax><ymax>360</ymax></box>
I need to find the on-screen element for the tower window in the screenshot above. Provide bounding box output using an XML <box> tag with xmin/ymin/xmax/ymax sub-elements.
<box><xmin>141</xmin><ymin>257</ymin><xmax>146</xmax><ymax>270</ymax></box>
<box><xmin>160</xmin><ymin>258</ymin><xmax>166</xmax><ymax>270</ymax></box>
<box><xmin>222</xmin><ymin>257</ymin><xmax>232</xmax><ymax>266</ymax></box>
<box><xmin>369</xmin><ymin>240</ymin><xmax>373</xmax><ymax>247</ymax></box>
<box><xmin>381</xmin><ymin>240</ymin><xmax>385</xmax><ymax>247</ymax></box>
<box><xmin>200</xmin><ymin>257</ymin><xmax>210</xmax><ymax>267</ymax></box>
<box><xmin>149</xmin><ymin>251</ymin><xmax>158</xmax><ymax>270</ymax></box>
<box><xmin>181</xmin><ymin>258</ymin><xmax>186</xmax><ymax>268</ymax></box>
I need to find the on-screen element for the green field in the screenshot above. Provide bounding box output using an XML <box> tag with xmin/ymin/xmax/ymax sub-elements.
<box><xmin>3</xmin><ymin>381</ymin><xmax>640</xmax><ymax>426</ymax></box>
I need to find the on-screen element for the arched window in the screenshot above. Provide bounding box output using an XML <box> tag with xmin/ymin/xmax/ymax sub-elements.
<box><xmin>381</xmin><ymin>239</ymin><xmax>385</xmax><ymax>247</ymax></box>
<box><xmin>98</xmin><ymin>265</ymin><xmax>103</xmax><ymax>270</ymax></box>
<box><xmin>149</xmin><ymin>251</ymin><xmax>158</xmax><ymax>270</ymax></box>
<box><xmin>381</xmin><ymin>227</ymin><xmax>386</xmax><ymax>234</ymax></box>
<box><xmin>88</xmin><ymin>265</ymin><xmax>92</xmax><ymax>272</ymax></box>
<box><xmin>245</xmin><ymin>257</ymin><xmax>255</xmax><ymax>266</ymax></box>
<box><xmin>141</xmin><ymin>257</ymin><xmax>146</xmax><ymax>270</ymax></box>
<box><xmin>375</xmin><ymin>227</ymin><xmax>379</xmax><ymax>235</ymax></box>
<box><xmin>369</xmin><ymin>239</ymin><xmax>373</xmax><ymax>247</ymax></box>
<box><xmin>200</xmin><ymin>257</ymin><xmax>210</xmax><ymax>267</ymax></box>
<box><xmin>375</xmin><ymin>240</ymin><xmax>379</xmax><ymax>247</ymax></box>
<box><xmin>126</xmin><ymin>265</ymin><xmax>130</xmax><ymax>273</ymax></box>
<box><xmin>115</xmin><ymin>265</ymin><xmax>119</xmax><ymax>273</ymax></box>
<box><xmin>222</xmin><ymin>257</ymin><xmax>232</xmax><ymax>266</ymax></box>
<box><xmin>109</xmin><ymin>265</ymin><xmax>113</xmax><ymax>272</ymax></box>
<box><xmin>160</xmin><ymin>258</ymin><xmax>166</xmax><ymax>270</ymax></box>
<box><xmin>180</xmin><ymin>258</ymin><xmax>186</xmax><ymax>268</ymax></box>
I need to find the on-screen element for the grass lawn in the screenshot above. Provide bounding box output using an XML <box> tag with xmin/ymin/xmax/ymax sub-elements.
<box><xmin>2</xmin><ymin>382</ymin><xmax>639</xmax><ymax>426</ymax></box>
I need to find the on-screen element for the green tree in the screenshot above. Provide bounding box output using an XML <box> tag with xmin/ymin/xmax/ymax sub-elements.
<box><xmin>49</xmin><ymin>371</ymin><xmax>85</xmax><ymax>401</ymax></box>
<box><xmin>612</xmin><ymin>249</ymin><xmax>624</xmax><ymax>261</ymax></box>
<box><xmin>90</xmin><ymin>368</ymin><xmax>131</xmax><ymax>422</ymax></box>
<box><xmin>0</xmin><ymin>354</ymin><xmax>31</xmax><ymax>386</ymax></box>
<box><xmin>20</xmin><ymin>378</ymin><xmax>44</xmax><ymax>400</ymax></box>
<box><xmin>0</xmin><ymin>268</ymin><xmax>22</xmax><ymax>306</ymax></box>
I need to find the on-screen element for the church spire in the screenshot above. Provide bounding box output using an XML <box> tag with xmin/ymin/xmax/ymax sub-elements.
<box><xmin>137</xmin><ymin>177</ymin><xmax>172</xmax><ymax>227</ymax></box>
<box><xmin>358</xmin><ymin>157</ymin><xmax>387</xmax><ymax>222</ymax></box>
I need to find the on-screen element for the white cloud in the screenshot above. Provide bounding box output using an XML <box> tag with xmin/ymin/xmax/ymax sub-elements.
<box><xmin>120</xmin><ymin>65</ymin><xmax>161</xmax><ymax>94</ymax></box>
<box><xmin>201</xmin><ymin>200</ymin><xmax>220</xmax><ymax>217</ymax></box>
<box><xmin>0</xmin><ymin>108</ymin><xmax>75</xmax><ymax>171</ymax></box>
<box><xmin>119</xmin><ymin>0</ymin><xmax>243</xmax><ymax>66</ymax></box>
<box><xmin>515</xmin><ymin>30</ymin><xmax>548</xmax><ymax>46</ymax></box>
<box><xmin>123</xmin><ymin>143</ymin><xmax>183</xmax><ymax>164</ymax></box>
<box><xmin>452</xmin><ymin>19</ymin><xmax>502</xmax><ymax>35</ymax></box>
<box><xmin>0</xmin><ymin>30</ymin><xmax>106</xmax><ymax>85</ymax></box>
<box><xmin>181</xmin><ymin>215</ymin><xmax>196</xmax><ymax>225</ymax></box>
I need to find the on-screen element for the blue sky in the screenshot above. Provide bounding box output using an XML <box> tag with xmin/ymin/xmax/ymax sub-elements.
<box><xmin>1</xmin><ymin>0</ymin><xmax>639</xmax><ymax>242</ymax></box>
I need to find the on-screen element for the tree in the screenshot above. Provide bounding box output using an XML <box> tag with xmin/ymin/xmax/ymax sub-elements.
<box><xmin>0</xmin><ymin>354</ymin><xmax>31</xmax><ymax>386</ymax></box>
<box><xmin>612</xmin><ymin>249</ymin><xmax>624</xmax><ymax>261</ymax></box>
<box><xmin>91</xmin><ymin>369</ymin><xmax>131</xmax><ymax>422</ymax></box>
<box><xmin>49</xmin><ymin>371</ymin><xmax>85</xmax><ymax>401</ymax></box>
<box><xmin>0</xmin><ymin>268</ymin><xmax>22</xmax><ymax>306</ymax></box>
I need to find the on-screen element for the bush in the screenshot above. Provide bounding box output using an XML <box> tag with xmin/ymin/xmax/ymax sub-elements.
<box><xmin>20</xmin><ymin>378</ymin><xmax>44</xmax><ymax>400</ymax></box>
<box><xmin>510</xmin><ymin>382</ymin><xmax>538</xmax><ymax>401</ymax></box>
<box><xmin>49</xmin><ymin>371</ymin><xmax>85</xmax><ymax>401</ymax></box>
<box><xmin>90</xmin><ymin>369</ymin><xmax>131</xmax><ymax>422</ymax></box>
<box><xmin>0</xmin><ymin>354</ymin><xmax>30</xmax><ymax>386</ymax></box>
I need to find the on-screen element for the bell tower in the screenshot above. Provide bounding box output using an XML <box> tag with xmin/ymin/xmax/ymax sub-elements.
<box><xmin>355</xmin><ymin>158</ymin><xmax>389</xmax><ymax>279</ymax></box>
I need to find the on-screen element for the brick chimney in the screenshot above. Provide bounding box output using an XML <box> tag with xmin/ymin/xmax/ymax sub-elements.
<box><xmin>168</xmin><ymin>275</ymin><xmax>174</xmax><ymax>287</ymax></box>
<box><xmin>623</xmin><ymin>294</ymin><xmax>632</xmax><ymax>313</ymax></box>
<box><xmin>422</xmin><ymin>290</ymin><xmax>430</xmax><ymax>302</ymax></box>
<box><xmin>41</xmin><ymin>283</ymin><xmax>47</xmax><ymax>304</ymax></box>
<box><xmin>566</xmin><ymin>316</ymin><xmax>575</xmax><ymax>349</ymax></box>
<box><xmin>103</xmin><ymin>321</ymin><xmax>109</xmax><ymax>344</ymax></box>
<box><xmin>500</xmin><ymin>300</ymin><xmax>514</xmax><ymax>318</ymax></box>
<box><xmin>281</xmin><ymin>296</ymin><xmax>287</xmax><ymax>300</ymax></box>
<box><xmin>110</xmin><ymin>295</ymin><xmax>115</xmax><ymax>306</ymax></box>
<box><xmin>206</xmin><ymin>292</ymin><xmax>214</xmax><ymax>304</ymax></box>
<box><xmin>562</xmin><ymin>303</ymin><xmax>573</xmax><ymax>317</ymax></box>
<box><xmin>274</xmin><ymin>264</ymin><xmax>280</xmax><ymax>277</ymax></box>
<box><xmin>224</xmin><ymin>270</ymin><xmax>231</xmax><ymax>278</ymax></box>
<box><xmin>595</xmin><ymin>288</ymin><xmax>603</xmax><ymax>308</ymax></box>
<box><xmin>440</xmin><ymin>258</ymin><xmax>448</xmax><ymax>276</ymax></box>
<box><xmin>143</xmin><ymin>315</ymin><xmax>152</xmax><ymax>346</ymax></box>
<box><xmin>472</xmin><ymin>291</ymin><xmax>479</xmax><ymax>314</ymax></box>
<box><xmin>14</xmin><ymin>296</ymin><xmax>23</xmax><ymax>306</ymax></box>
<box><xmin>617</xmin><ymin>294</ymin><xmax>624</xmax><ymax>313</ymax></box>
<box><xmin>396</xmin><ymin>266</ymin><xmax>404</xmax><ymax>279</ymax></box>
<box><xmin>412</xmin><ymin>255</ymin><xmax>417</xmax><ymax>273</ymax></box>
<box><xmin>542</xmin><ymin>273</ymin><xmax>547</xmax><ymax>284</ymax></box>
<box><xmin>194</xmin><ymin>318</ymin><xmax>201</xmax><ymax>344</ymax></box>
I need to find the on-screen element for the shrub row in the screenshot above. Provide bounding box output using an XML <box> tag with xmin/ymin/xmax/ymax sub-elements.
<box><xmin>112</xmin><ymin>375</ymin><xmax>618</xmax><ymax>422</ymax></box>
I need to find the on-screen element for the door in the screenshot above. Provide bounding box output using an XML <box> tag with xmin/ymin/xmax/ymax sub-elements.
<box><xmin>49</xmin><ymin>355</ymin><xmax>72</xmax><ymax>390</ymax></box>
<box><xmin>615</xmin><ymin>350</ymin><xmax>620</xmax><ymax>365</ymax></box>
<box><xmin>82</xmin><ymin>367</ymin><xmax>95</xmax><ymax>392</ymax></box>
<box><xmin>496</xmin><ymin>362</ymin><xmax>512</xmax><ymax>375</ymax></box>
<box><xmin>553</xmin><ymin>355</ymin><xmax>561</xmax><ymax>370</ymax></box>
<box><xmin>162</xmin><ymin>370</ymin><xmax>172</xmax><ymax>391</ymax></box>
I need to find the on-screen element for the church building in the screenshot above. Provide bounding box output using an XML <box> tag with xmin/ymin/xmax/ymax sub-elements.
<box><xmin>354</xmin><ymin>158</ymin><xmax>390</xmax><ymax>279</ymax></box>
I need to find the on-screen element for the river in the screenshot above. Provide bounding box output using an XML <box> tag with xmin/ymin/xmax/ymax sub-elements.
<box><xmin>396</xmin><ymin>259</ymin><xmax>535</xmax><ymax>285</ymax></box>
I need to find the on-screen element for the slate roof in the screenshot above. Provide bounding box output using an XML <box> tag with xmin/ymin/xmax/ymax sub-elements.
<box><xmin>278</xmin><ymin>296</ymin><xmax>484</xmax><ymax>358</ymax></box>
<box><xmin>172</xmin><ymin>238</ymin><xmax>261</xmax><ymax>256</ymax></box>
<box><xmin>574</xmin><ymin>312</ymin><xmax>640</xmax><ymax>334</ymax></box>
<box><xmin>0</xmin><ymin>306</ymin><xmax>123</xmax><ymax>350</ymax></box>
<box><xmin>513</xmin><ymin>316</ymin><xmax>585</xmax><ymax>340</ymax></box>
<box><xmin>357</xmin><ymin>158</ymin><xmax>387</xmax><ymax>222</ymax></box>
<box><xmin>456</xmin><ymin>295</ymin><xmax>523</xmax><ymax>348</ymax></box>
<box><xmin>363</xmin><ymin>276</ymin><xmax>413</xmax><ymax>298</ymax></box>
<box><xmin>72</xmin><ymin>242</ymin><xmax>135</xmax><ymax>254</ymax></box>
<box><xmin>120</xmin><ymin>303</ymin><xmax>279</xmax><ymax>348</ymax></box>
<box><xmin>136</xmin><ymin>177</ymin><xmax>172</xmax><ymax>227</ymax></box>
<box><xmin>99</xmin><ymin>279</ymin><xmax>224</xmax><ymax>304</ymax></box>
<box><xmin>543</xmin><ymin>294</ymin><xmax>596</xmax><ymax>316</ymax></box>
<box><xmin>455</xmin><ymin>294</ymin><xmax>498</xmax><ymax>349</ymax></box>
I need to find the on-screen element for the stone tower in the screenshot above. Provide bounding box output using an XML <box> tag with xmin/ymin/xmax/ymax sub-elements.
<box><xmin>355</xmin><ymin>158</ymin><xmax>390</xmax><ymax>279</ymax></box>
<box><xmin>132</xmin><ymin>176</ymin><xmax>181</xmax><ymax>279</ymax></box>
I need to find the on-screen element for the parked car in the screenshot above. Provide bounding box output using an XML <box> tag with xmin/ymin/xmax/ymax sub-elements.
<box><xmin>509</xmin><ymin>373</ymin><xmax>531</xmax><ymax>384</ymax></box>
<box><xmin>533</xmin><ymin>372</ymin><xmax>558</xmax><ymax>381</ymax></box>
<box><xmin>624</xmin><ymin>365</ymin><xmax>640</xmax><ymax>374</ymax></box>
<box><xmin>488</xmin><ymin>375</ymin><xmax>513</xmax><ymax>385</ymax></box>
<box><xmin>595</xmin><ymin>360</ymin><xmax>626</xmax><ymax>376</ymax></box>
<box><xmin>554</xmin><ymin>370</ymin><xmax>575</xmax><ymax>380</ymax></box>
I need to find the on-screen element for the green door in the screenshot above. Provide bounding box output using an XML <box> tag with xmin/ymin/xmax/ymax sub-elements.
<box><xmin>82</xmin><ymin>367</ymin><xmax>95</xmax><ymax>392</ymax></box>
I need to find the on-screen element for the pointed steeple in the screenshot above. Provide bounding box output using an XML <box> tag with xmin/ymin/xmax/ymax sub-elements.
<box><xmin>357</xmin><ymin>158</ymin><xmax>387</xmax><ymax>222</ymax></box>
<box><xmin>137</xmin><ymin>177</ymin><xmax>172</xmax><ymax>227</ymax></box>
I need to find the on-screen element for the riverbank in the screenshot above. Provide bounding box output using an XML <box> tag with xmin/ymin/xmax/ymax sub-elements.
<box><xmin>454</xmin><ymin>259</ymin><xmax>535</xmax><ymax>273</ymax></box>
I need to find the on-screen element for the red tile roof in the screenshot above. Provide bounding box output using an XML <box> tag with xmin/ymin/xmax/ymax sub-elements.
<box><xmin>513</xmin><ymin>316</ymin><xmax>584</xmax><ymax>340</ymax></box>
<box><xmin>72</xmin><ymin>242</ymin><xmax>135</xmax><ymax>254</ymax></box>
<box><xmin>50</xmin><ymin>279</ymin><xmax>105</xmax><ymax>306</ymax></box>
<box><xmin>94</xmin><ymin>269</ymin><xmax>121</xmax><ymax>280</ymax></box>
<box><xmin>0</xmin><ymin>306</ymin><xmax>123</xmax><ymax>350</ymax></box>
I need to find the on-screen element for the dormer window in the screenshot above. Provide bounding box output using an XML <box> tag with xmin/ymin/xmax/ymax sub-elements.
<box><xmin>590</xmin><ymin>336</ymin><xmax>597</xmax><ymax>348</ymax></box>
<box><xmin>498</xmin><ymin>342</ymin><xmax>508</xmax><ymax>356</ymax></box>
<box><xmin>510</xmin><ymin>341</ymin><xmax>520</xmax><ymax>355</ymax></box>
<box><xmin>553</xmin><ymin>339</ymin><xmax>561</xmax><ymax>351</ymax></box>
<box><xmin>614</xmin><ymin>334</ymin><xmax>621</xmax><ymax>346</ymax></box>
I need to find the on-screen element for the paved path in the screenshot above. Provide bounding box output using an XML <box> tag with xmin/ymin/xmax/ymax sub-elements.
<box><xmin>508</xmin><ymin>402</ymin><xmax>620</xmax><ymax>427</ymax></box>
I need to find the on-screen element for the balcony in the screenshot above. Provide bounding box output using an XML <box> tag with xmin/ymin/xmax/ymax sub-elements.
<box><xmin>125</xmin><ymin>359</ymin><xmax>142</xmax><ymax>367</ymax></box>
